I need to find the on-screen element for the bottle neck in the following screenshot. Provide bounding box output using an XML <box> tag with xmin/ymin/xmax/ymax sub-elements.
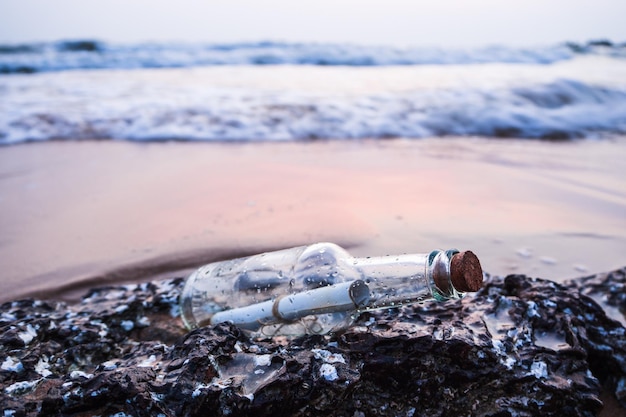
<box><xmin>349</xmin><ymin>249</ymin><xmax>463</xmax><ymax>310</ymax></box>
<box><xmin>350</xmin><ymin>253</ymin><xmax>431</xmax><ymax>282</ymax></box>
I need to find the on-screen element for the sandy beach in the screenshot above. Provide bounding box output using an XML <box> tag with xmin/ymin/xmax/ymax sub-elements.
<box><xmin>0</xmin><ymin>137</ymin><xmax>624</xmax><ymax>303</ymax></box>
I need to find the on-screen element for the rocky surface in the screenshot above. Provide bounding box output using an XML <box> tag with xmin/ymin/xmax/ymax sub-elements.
<box><xmin>1</xmin><ymin>268</ymin><xmax>625</xmax><ymax>417</ymax></box>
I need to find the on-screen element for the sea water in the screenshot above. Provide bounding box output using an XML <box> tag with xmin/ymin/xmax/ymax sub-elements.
<box><xmin>1</xmin><ymin>40</ymin><xmax>625</xmax><ymax>144</ymax></box>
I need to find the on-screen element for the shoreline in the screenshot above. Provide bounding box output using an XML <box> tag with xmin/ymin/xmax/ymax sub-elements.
<box><xmin>0</xmin><ymin>137</ymin><xmax>625</xmax><ymax>303</ymax></box>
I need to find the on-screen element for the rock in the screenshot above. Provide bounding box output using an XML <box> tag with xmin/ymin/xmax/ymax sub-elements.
<box><xmin>1</xmin><ymin>269</ymin><xmax>625</xmax><ymax>416</ymax></box>
<box><xmin>56</xmin><ymin>40</ymin><xmax>102</xmax><ymax>52</ymax></box>
<box><xmin>587</xmin><ymin>40</ymin><xmax>614</xmax><ymax>48</ymax></box>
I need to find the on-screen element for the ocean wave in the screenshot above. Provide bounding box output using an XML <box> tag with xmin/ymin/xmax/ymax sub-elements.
<box><xmin>2</xmin><ymin>76</ymin><xmax>625</xmax><ymax>144</ymax></box>
<box><xmin>0</xmin><ymin>39</ymin><xmax>625</xmax><ymax>74</ymax></box>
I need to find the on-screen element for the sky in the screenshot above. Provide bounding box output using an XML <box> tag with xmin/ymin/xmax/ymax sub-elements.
<box><xmin>1</xmin><ymin>0</ymin><xmax>626</xmax><ymax>47</ymax></box>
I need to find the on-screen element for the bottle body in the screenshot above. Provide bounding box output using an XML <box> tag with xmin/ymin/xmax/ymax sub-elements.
<box><xmin>180</xmin><ymin>242</ymin><xmax>481</xmax><ymax>339</ymax></box>
<box><xmin>180</xmin><ymin>243</ymin><xmax>362</xmax><ymax>337</ymax></box>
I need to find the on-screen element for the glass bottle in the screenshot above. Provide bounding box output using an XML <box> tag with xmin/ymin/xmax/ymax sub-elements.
<box><xmin>180</xmin><ymin>242</ymin><xmax>482</xmax><ymax>339</ymax></box>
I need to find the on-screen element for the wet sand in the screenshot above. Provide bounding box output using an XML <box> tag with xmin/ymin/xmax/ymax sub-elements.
<box><xmin>0</xmin><ymin>137</ymin><xmax>625</xmax><ymax>303</ymax></box>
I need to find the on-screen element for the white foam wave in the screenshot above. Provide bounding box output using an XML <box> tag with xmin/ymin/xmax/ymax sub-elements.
<box><xmin>1</xmin><ymin>58</ymin><xmax>625</xmax><ymax>143</ymax></box>
<box><xmin>1</xmin><ymin>40</ymin><xmax>624</xmax><ymax>74</ymax></box>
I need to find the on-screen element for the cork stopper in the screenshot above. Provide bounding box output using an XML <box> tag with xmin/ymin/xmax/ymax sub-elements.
<box><xmin>450</xmin><ymin>251</ymin><xmax>483</xmax><ymax>292</ymax></box>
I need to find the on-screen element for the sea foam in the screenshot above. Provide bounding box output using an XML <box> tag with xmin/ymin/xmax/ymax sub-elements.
<box><xmin>1</xmin><ymin>49</ymin><xmax>625</xmax><ymax>143</ymax></box>
<box><xmin>0</xmin><ymin>39</ymin><xmax>625</xmax><ymax>74</ymax></box>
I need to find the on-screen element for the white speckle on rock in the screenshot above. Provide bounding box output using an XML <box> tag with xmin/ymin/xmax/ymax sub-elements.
<box><xmin>1</xmin><ymin>357</ymin><xmax>23</xmax><ymax>373</ymax></box>
<box><xmin>120</xmin><ymin>320</ymin><xmax>134</xmax><ymax>331</ymax></box>
<box><xmin>137</xmin><ymin>316</ymin><xmax>151</xmax><ymax>327</ymax></box>
<box><xmin>2</xmin><ymin>312</ymin><xmax>17</xmax><ymax>321</ymax></box>
<box><xmin>529</xmin><ymin>361</ymin><xmax>548</xmax><ymax>379</ymax></box>
<box><xmin>211</xmin><ymin>379</ymin><xmax>231</xmax><ymax>389</ymax></box>
<box><xmin>101</xmin><ymin>360</ymin><xmax>118</xmax><ymax>371</ymax></box>
<box><xmin>96</xmin><ymin>322</ymin><xmax>109</xmax><ymax>338</ymax></box>
<box><xmin>254</xmin><ymin>354</ymin><xmax>272</xmax><ymax>367</ymax></box>
<box><xmin>169</xmin><ymin>303</ymin><xmax>181</xmax><ymax>318</ymax></box>
<box><xmin>70</xmin><ymin>370</ymin><xmax>93</xmax><ymax>380</ymax></box>
<box><xmin>192</xmin><ymin>383</ymin><xmax>210</xmax><ymax>398</ymax></box>
<box><xmin>18</xmin><ymin>324</ymin><xmax>37</xmax><ymax>345</ymax></box>
<box><xmin>503</xmin><ymin>356</ymin><xmax>516</xmax><ymax>370</ymax></box>
<box><xmin>151</xmin><ymin>392</ymin><xmax>165</xmax><ymax>403</ymax></box>
<box><xmin>319</xmin><ymin>363</ymin><xmax>338</xmax><ymax>381</ymax></box>
<box><xmin>137</xmin><ymin>355</ymin><xmax>158</xmax><ymax>368</ymax></box>
<box><xmin>492</xmin><ymin>340</ymin><xmax>506</xmax><ymax>355</ymax></box>
<box><xmin>5</xmin><ymin>380</ymin><xmax>38</xmax><ymax>395</ymax></box>
<box><xmin>526</xmin><ymin>301</ymin><xmax>540</xmax><ymax>318</ymax></box>
<box><xmin>35</xmin><ymin>357</ymin><xmax>52</xmax><ymax>377</ymax></box>
<box><xmin>312</xmin><ymin>349</ymin><xmax>346</xmax><ymax>364</ymax></box>
<box><xmin>433</xmin><ymin>328</ymin><xmax>446</xmax><ymax>340</ymax></box>
<box><xmin>114</xmin><ymin>305</ymin><xmax>128</xmax><ymax>313</ymax></box>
